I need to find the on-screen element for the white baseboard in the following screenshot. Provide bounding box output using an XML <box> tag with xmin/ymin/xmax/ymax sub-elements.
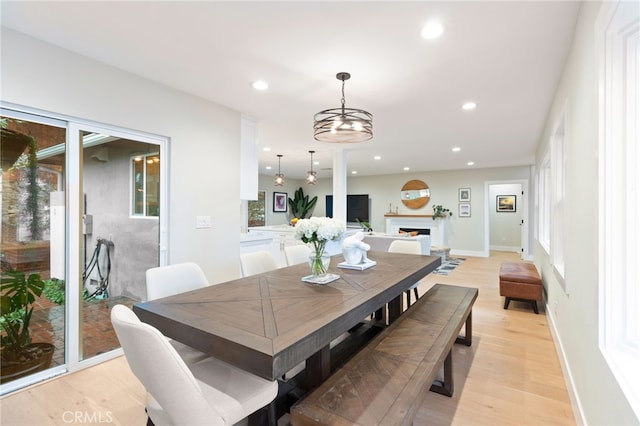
<box><xmin>545</xmin><ymin>304</ymin><xmax>587</xmax><ymax>426</ymax></box>
<box><xmin>489</xmin><ymin>245</ymin><xmax>520</xmax><ymax>253</ymax></box>
<box><xmin>450</xmin><ymin>249</ymin><xmax>487</xmax><ymax>258</ymax></box>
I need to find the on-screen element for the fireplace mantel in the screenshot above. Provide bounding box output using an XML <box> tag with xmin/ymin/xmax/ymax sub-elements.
<box><xmin>384</xmin><ymin>215</ymin><xmax>448</xmax><ymax>247</ymax></box>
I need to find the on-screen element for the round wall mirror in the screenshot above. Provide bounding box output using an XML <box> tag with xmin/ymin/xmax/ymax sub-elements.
<box><xmin>400</xmin><ymin>180</ymin><xmax>430</xmax><ymax>209</ymax></box>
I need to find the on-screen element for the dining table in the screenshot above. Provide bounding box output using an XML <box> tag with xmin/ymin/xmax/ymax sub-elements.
<box><xmin>133</xmin><ymin>251</ymin><xmax>441</xmax><ymax>389</ymax></box>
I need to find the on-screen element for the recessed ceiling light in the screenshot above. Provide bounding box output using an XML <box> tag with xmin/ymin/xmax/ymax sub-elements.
<box><xmin>452</xmin><ymin>147</ymin><xmax>461</xmax><ymax>152</ymax></box>
<box><xmin>374</xmin><ymin>155</ymin><xmax>381</xmax><ymax>160</ymax></box>
<box><xmin>351</xmin><ymin>170</ymin><xmax>358</xmax><ymax>174</ymax></box>
<box><xmin>263</xmin><ymin>147</ymin><xmax>271</xmax><ymax>152</ymax></box>
<box><xmin>314</xmin><ymin>161</ymin><xmax>320</xmax><ymax>166</ymax></box>
<box><xmin>467</xmin><ymin>161</ymin><xmax>475</xmax><ymax>166</ymax></box>
<box><xmin>421</xmin><ymin>21</ymin><xmax>444</xmax><ymax>39</ymax></box>
<box><xmin>462</xmin><ymin>102</ymin><xmax>477</xmax><ymax>111</ymax></box>
<box><xmin>251</xmin><ymin>80</ymin><xmax>269</xmax><ymax>91</ymax></box>
<box><xmin>403</xmin><ymin>166</ymin><xmax>410</xmax><ymax>171</ymax></box>
<box><xmin>265</xmin><ymin>166</ymin><xmax>272</xmax><ymax>170</ymax></box>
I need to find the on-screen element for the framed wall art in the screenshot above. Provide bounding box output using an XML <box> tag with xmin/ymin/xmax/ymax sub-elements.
<box><xmin>458</xmin><ymin>187</ymin><xmax>471</xmax><ymax>202</ymax></box>
<box><xmin>273</xmin><ymin>192</ymin><xmax>288</xmax><ymax>212</ymax></box>
<box><xmin>459</xmin><ymin>203</ymin><xmax>471</xmax><ymax>217</ymax></box>
<box><xmin>496</xmin><ymin>195</ymin><xmax>516</xmax><ymax>212</ymax></box>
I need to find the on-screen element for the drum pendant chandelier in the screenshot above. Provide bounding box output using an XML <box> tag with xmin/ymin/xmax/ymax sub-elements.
<box><xmin>313</xmin><ymin>72</ymin><xmax>373</xmax><ymax>143</ymax></box>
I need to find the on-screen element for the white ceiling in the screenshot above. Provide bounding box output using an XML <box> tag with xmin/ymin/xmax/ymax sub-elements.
<box><xmin>1</xmin><ymin>1</ymin><xmax>580</xmax><ymax>179</ymax></box>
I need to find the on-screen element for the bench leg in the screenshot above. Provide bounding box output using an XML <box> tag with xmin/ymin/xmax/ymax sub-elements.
<box><xmin>504</xmin><ymin>297</ymin><xmax>511</xmax><ymax>310</ymax></box>
<box><xmin>455</xmin><ymin>311</ymin><xmax>472</xmax><ymax>346</ymax></box>
<box><xmin>430</xmin><ymin>349</ymin><xmax>453</xmax><ymax>397</ymax></box>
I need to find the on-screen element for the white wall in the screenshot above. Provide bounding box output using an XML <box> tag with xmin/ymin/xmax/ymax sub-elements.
<box><xmin>1</xmin><ymin>28</ymin><xmax>243</xmax><ymax>284</ymax></box>
<box><xmin>534</xmin><ymin>1</ymin><xmax>638</xmax><ymax>424</ymax></box>
<box><xmin>290</xmin><ymin>166</ymin><xmax>531</xmax><ymax>257</ymax></box>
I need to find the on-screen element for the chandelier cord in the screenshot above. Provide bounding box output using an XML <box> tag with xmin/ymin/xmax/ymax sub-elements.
<box><xmin>341</xmin><ymin>80</ymin><xmax>346</xmax><ymax>113</ymax></box>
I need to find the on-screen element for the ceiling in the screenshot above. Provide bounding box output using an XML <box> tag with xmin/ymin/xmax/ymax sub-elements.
<box><xmin>1</xmin><ymin>1</ymin><xmax>580</xmax><ymax>179</ymax></box>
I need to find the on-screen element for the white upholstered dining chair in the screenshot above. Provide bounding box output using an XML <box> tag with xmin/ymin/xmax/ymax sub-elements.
<box><xmin>283</xmin><ymin>244</ymin><xmax>311</xmax><ymax>266</ymax></box>
<box><xmin>388</xmin><ymin>240</ymin><xmax>423</xmax><ymax>308</ymax></box>
<box><xmin>145</xmin><ymin>262</ymin><xmax>210</xmax><ymax>365</ymax></box>
<box><xmin>240</xmin><ymin>251</ymin><xmax>278</xmax><ymax>277</ymax></box>
<box><xmin>111</xmin><ymin>304</ymin><xmax>278</xmax><ymax>426</ymax></box>
<box><xmin>145</xmin><ymin>262</ymin><xmax>209</xmax><ymax>300</ymax></box>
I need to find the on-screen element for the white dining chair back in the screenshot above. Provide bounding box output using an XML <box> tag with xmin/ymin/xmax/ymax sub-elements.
<box><xmin>284</xmin><ymin>244</ymin><xmax>311</xmax><ymax>266</ymax></box>
<box><xmin>240</xmin><ymin>251</ymin><xmax>278</xmax><ymax>277</ymax></box>
<box><xmin>145</xmin><ymin>262</ymin><xmax>210</xmax><ymax>365</ymax></box>
<box><xmin>111</xmin><ymin>304</ymin><xmax>278</xmax><ymax>426</ymax></box>
<box><xmin>388</xmin><ymin>240</ymin><xmax>422</xmax><ymax>255</ymax></box>
<box><xmin>145</xmin><ymin>262</ymin><xmax>208</xmax><ymax>300</ymax></box>
<box><xmin>388</xmin><ymin>240</ymin><xmax>423</xmax><ymax>308</ymax></box>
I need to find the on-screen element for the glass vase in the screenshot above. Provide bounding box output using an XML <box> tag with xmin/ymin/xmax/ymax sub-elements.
<box><xmin>309</xmin><ymin>251</ymin><xmax>330</xmax><ymax>278</ymax></box>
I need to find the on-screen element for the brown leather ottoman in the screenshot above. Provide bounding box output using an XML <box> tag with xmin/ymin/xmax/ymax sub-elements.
<box><xmin>499</xmin><ymin>262</ymin><xmax>543</xmax><ymax>314</ymax></box>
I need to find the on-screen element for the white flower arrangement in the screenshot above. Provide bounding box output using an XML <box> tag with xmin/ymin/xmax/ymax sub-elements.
<box><xmin>294</xmin><ymin>217</ymin><xmax>346</xmax><ymax>276</ymax></box>
<box><xmin>294</xmin><ymin>217</ymin><xmax>346</xmax><ymax>246</ymax></box>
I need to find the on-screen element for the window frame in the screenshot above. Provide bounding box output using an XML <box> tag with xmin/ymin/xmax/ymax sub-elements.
<box><xmin>130</xmin><ymin>152</ymin><xmax>160</xmax><ymax>218</ymax></box>
<box><xmin>537</xmin><ymin>151</ymin><xmax>551</xmax><ymax>254</ymax></box>
<box><xmin>597</xmin><ymin>0</ymin><xmax>640</xmax><ymax>419</ymax></box>
<box><xmin>551</xmin><ymin>105</ymin><xmax>567</xmax><ymax>289</ymax></box>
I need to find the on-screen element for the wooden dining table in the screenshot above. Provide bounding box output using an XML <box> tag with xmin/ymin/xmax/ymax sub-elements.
<box><xmin>133</xmin><ymin>251</ymin><xmax>441</xmax><ymax>389</ymax></box>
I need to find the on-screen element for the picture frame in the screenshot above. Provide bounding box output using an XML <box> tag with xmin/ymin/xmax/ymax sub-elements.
<box><xmin>459</xmin><ymin>187</ymin><xmax>471</xmax><ymax>202</ymax></box>
<box><xmin>459</xmin><ymin>203</ymin><xmax>471</xmax><ymax>217</ymax></box>
<box><xmin>496</xmin><ymin>195</ymin><xmax>516</xmax><ymax>212</ymax></box>
<box><xmin>273</xmin><ymin>192</ymin><xmax>288</xmax><ymax>212</ymax></box>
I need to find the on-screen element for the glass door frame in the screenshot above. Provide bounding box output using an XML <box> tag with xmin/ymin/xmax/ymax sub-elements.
<box><xmin>1</xmin><ymin>101</ymin><xmax>169</xmax><ymax>393</ymax></box>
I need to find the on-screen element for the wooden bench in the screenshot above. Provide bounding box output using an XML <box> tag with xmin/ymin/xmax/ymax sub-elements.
<box><xmin>290</xmin><ymin>284</ymin><xmax>478</xmax><ymax>426</ymax></box>
<box><xmin>499</xmin><ymin>262</ymin><xmax>543</xmax><ymax>314</ymax></box>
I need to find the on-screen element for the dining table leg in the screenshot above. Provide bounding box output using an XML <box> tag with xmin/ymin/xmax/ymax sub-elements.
<box><xmin>388</xmin><ymin>294</ymin><xmax>403</xmax><ymax>323</ymax></box>
<box><xmin>304</xmin><ymin>344</ymin><xmax>330</xmax><ymax>390</ymax></box>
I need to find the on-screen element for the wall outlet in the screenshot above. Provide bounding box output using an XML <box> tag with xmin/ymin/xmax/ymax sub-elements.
<box><xmin>196</xmin><ymin>215</ymin><xmax>212</xmax><ymax>229</ymax></box>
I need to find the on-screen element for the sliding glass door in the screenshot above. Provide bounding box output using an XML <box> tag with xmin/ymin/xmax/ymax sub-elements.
<box><xmin>1</xmin><ymin>111</ymin><xmax>67</xmax><ymax>386</ymax></box>
<box><xmin>78</xmin><ymin>128</ymin><xmax>161</xmax><ymax>362</ymax></box>
<box><xmin>0</xmin><ymin>106</ymin><xmax>167</xmax><ymax>393</ymax></box>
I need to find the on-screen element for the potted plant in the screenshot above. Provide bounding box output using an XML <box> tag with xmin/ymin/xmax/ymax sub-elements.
<box><xmin>356</xmin><ymin>218</ymin><xmax>373</xmax><ymax>233</ymax></box>
<box><xmin>0</xmin><ymin>270</ymin><xmax>54</xmax><ymax>383</ymax></box>
<box><xmin>432</xmin><ymin>204</ymin><xmax>452</xmax><ymax>219</ymax></box>
<box><xmin>288</xmin><ymin>187</ymin><xmax>318</xmax><ymax>219</ymax></box>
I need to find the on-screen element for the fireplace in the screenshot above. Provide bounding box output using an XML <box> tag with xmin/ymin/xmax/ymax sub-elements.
<box><xmin>385</xmin><ymin>215</ymin><xmax>446</xmax><ymax>247</ymax></box>
<box><xmin>399</xmin><ymin>227</ymin><xmax>430</xmax><ymax>235</ymax></box>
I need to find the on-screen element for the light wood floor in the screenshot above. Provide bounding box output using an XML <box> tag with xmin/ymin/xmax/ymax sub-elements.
<box><xmin>0</xmin><ymin>251</ymin><xmax>576</xmax><ymax>426</ymax></box>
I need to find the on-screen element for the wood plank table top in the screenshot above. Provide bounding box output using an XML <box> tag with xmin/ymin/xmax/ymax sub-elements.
<box><xmin>133</xmin><ymin>251</ymin><xmax>441</xmax><ymax>386</ymax></box>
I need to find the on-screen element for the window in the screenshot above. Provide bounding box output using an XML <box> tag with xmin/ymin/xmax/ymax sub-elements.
<box><xmin>537</xmin><ymin>153</ymin><xmax>551</xmax><ymax>253</ymax></box>
<box><xmin>597</xmin><ymin>0</ymin><xmax>640</xmax><ymax>418</ymax></box>
<box><xmin>131</xmin><ymin>153</ymin><xmax>160</xmax><ymax>217</ymax></box>
<box><xmin>551</xmin><ymin>109</ymin><xmax>567</xmax><ymax>284</ymax></box>
<box><xmin>247</xmin><ymin>191</ymin><xmax>266</xmax><ymax>227</ymax></box>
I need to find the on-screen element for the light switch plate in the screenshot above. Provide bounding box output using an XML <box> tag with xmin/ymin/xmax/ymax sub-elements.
<box><xmin>196</xmin><ymin>215</ymin><xmax>212</xmax><ymax>229</ymax></box>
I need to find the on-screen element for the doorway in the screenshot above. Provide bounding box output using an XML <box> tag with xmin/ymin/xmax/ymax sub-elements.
<box><xmin>485</xmin><ymin>180</ymin><xmax>529</xmax><ymax>259</ymax></box>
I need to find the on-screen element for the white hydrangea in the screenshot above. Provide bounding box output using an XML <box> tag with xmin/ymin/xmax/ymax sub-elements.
<box><xmin>294</xmin><ymin>217</ymin><xmax>346</xmax><ymax>244</ymax></box>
